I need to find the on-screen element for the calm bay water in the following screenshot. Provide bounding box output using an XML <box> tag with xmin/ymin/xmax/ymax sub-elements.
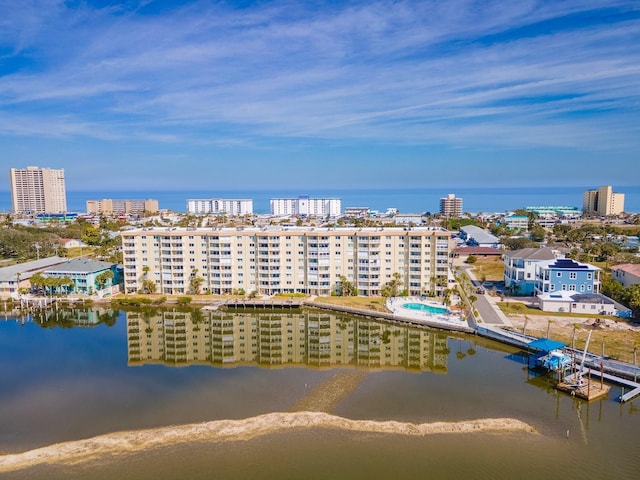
<box><xmin>1</xmin><ymin>186</ymin><xmax>640</xmax><ymax>214</ymax></box>
<box><xmin>1</xmin><ymin>307</ymin><xmax>639</xmax><ymax>479</ymax></box>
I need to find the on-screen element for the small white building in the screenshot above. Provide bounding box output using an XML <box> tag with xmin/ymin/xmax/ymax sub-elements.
<box><xmin>537</xmin><ymin>291</ymin><xmax>631</xmax><ymax>318</ymax></box>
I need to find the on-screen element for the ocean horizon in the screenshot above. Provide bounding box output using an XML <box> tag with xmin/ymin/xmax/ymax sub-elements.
<box><xmin>1</xmin><ymin>186</ymin><xmax>639</xmax><ymax>215</ymax></box>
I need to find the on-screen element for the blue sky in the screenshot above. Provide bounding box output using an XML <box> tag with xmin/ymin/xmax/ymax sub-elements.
<box><xmin>1</xmin><ymin>0</ymin><xmax>639</xmax><ymax>192</ymax></box>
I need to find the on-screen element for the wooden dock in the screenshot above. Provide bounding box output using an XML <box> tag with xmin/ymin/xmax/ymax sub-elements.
<box><xmin>556</xmin><ymin>380</ymin><xmax>610</xmax><ymax>401</ymax></box>
<box><xmin>564</xmin><ymin>368</ymin><xmax>640</xmax><ymax>403</ymax></box>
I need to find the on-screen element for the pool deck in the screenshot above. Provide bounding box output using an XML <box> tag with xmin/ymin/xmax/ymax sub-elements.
<box><xmin>386</xmin><ymin>297</ymin><xmax>473</xmax><ymax>333</ymax></box>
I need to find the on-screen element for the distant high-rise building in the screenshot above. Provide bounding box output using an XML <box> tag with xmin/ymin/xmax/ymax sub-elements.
<box><xmin>186</xmin><ymin>198</ymin><xmax>253</xmax><ymax>215</ymax></box>
<box><xmin>10</xmin><ymin>166</ymin><xmax>67</xmax><ymax>214</ymax></box>
<box><xmin>439</xmin><ymin>193</ymin><xmax>463</xmax><ymax>217</ymax></box>
<box><xmin>583</xmin><ymin>186</ymin><xmax>625</xmax><ymax>216</ymax></box>
<box><xmin>270</xmin><ymin>196</ymin><xmax>341</xmax><ymax>217</ymax></box>
<box><xmin>86</xmin><ymin>199</ymin><xmax>159</xmax><ymax>215</ymax></box>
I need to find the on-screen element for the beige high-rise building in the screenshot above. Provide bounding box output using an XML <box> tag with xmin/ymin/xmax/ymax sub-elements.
<box><xmin>9</xmin><ymin>166</ymin><xmax>67</xmax><ymax>214</ymax></box>
<box><xmin>583</xmin><ymin>186</ymin><xmax>625</xmax><ymax>216</ymax></box>
<box><xmin>121</xmin><ymin>226</ymin><xmax>453</xmax><ymax>296</ymax></box>
<box><xmin>86</xmin><ymin>199</ymin><xmax>159</xmax><ymax>215</ymax></box>
<box><xmin>439</xmin><ymin>193</ymin><xmax>463</xmax><ymax>217</ymax></box>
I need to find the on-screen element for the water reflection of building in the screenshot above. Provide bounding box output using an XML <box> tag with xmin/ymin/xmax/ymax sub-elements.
<box><xmin>126</xmin><ymin>310</ymin><xmax>449</xmax><ymax>373</ymax></box>
<box><xmin>30</xmin><ymin>307</ymin><xmax>118</xmax><ymax>326</ymax></box>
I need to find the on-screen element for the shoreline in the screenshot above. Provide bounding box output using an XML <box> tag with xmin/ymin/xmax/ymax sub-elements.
<box><xmin>0</xmin><ymin>412</ymin><xmax>537</xmax><ymax>473</ymax></box>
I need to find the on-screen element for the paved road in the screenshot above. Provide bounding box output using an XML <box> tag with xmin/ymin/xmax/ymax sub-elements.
<box><xmin>458</xmin><ymin>265</ymin><xmax>512</xmax><ymax>327</ymax></box>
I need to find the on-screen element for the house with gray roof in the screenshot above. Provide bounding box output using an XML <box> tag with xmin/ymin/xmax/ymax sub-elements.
<box><xmin>459</xmin><ymin>225</ymin><xmax>501</xmax><ymax>248</ymax></box>
<box><xmin>42</xmin><ymin>259</ymin><xmax>122</xmax><ymax>295</ymax></box>
<box><xmin>0</xmin><ymin>256</ymin><xmax>67</xmax><ymax>299</ymax></box>
<box><xmin>503</xmin><ymin>247</ymin><xmax>562</xmax><ymax>295</ymax></box>
<box><xmin>537</xmin><ymin>291</ymin><xmax>632</xmax><ymax>318</ymax></box>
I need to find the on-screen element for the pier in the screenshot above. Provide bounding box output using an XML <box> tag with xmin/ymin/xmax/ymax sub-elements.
<box><xmin>565</xmin><ymin>368</ymin><xmax>640</xmax><ymax>403</ymax></box>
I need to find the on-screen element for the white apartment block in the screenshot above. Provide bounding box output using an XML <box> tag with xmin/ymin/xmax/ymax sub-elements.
<box><xmin>583</xmin><ymin>186</ymin><xmax>625</xmax><ymax>216</ymax></box>
<box><xmin>86</xmin><ymin>199</ymin><xmax>159</xmax><ymax>215</ymax></box>
<box><xmin>121</xmin><ymin>226</ymin><xmax>453</xmax><ymax>296</ymax></box>
<box><xmin>270</xmin><ymin>196</ymin><xmax>341</xmax><ymax>217</ymax></box>
<box><xmin>439</xmin><ymin>194</ymin><xmax>463</xmax><ymax>217</ymax></box>
<box><xmin>10</xmin><ymin>166</ymin><xmax>67</xmax><ymax>214</ymax></box>
<box><xmin>187</xmin><ymin>198</ymin><xmax>253</xmax><ymax>215</ymax></box>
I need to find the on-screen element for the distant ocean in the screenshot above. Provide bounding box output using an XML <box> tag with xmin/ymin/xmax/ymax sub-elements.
<box><xmin>1</xmin><ymin>186</ymin><xmax>639</xmax><ymax>214</ymax></box>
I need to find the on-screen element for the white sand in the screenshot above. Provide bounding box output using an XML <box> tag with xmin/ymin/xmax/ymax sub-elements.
<box><xmin>0</xmin><ymin>412</ymin><xmax>536</xmax><ymax>473</ymax></box>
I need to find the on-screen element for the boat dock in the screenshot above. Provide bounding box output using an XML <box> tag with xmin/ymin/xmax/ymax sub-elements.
<box><xmin>565</xmin><ymin>368</ymin><xmax>640</xmax><ymax>403</ymax></box>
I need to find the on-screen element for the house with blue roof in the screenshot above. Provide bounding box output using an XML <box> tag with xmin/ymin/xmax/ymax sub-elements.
<box><xmin>534</xmin><ymin>258</ymin><xmax>600</xmax><ymax>296</ymax></box>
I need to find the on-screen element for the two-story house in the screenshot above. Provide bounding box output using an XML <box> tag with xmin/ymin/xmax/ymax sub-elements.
<box><xmin>534</xmin><ymin>258</ymin><xmax>600</xmax><ymax>296</ymax></box>
<box><xmin>503</xmin><ymin>247</ymin><xmax>560</xmax><ymax>295</ymax></box>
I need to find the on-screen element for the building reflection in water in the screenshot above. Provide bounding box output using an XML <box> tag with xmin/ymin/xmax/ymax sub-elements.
<box><xmin>127</xmin><ymin>310</ymin><xmax>449</xmax><ymax>373</ymax></box>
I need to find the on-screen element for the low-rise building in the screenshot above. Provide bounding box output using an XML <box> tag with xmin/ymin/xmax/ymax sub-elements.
<box><xmin>41</xmin><ymin>259</ymin><xmax>121</xmax><ymax>295</ymax></box>
<box><xmin>503</xmin><ymin>247</ymin><xmax>561</xmax><ymax>295</ymax></box>
<box><xmin>459</xmin><ymin>225</ymin><xmax>501</xmax><ymax>248</ymax></box>
<box><xmin>534</xmin><ymin>258</ymin><xmax>600</xmax><ymax>296</ymax></box>
<box><xmin>537</xmin><ymin>291</ymin><xmax>632</xmax><ymax>317</ymax></box>
<box><xmin>0</xmin><ymin>256</ymin><xmax>67</xmax><ymax>299</ymax></box>
<box><xmin>611</xmin><ymin>264</ymin><xmax>640</xmax><ymax>288</ymax></box>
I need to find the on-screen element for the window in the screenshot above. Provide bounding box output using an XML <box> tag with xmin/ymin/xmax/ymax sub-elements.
<box><xmin>570</xmin><ymin>272</ymin><xmax>577</xmax><ymax>280</ymax></box>
<box><xmin>556</xmin><ymin>272</ymin><xmax>562</xmax><ymax>277</ymax></box>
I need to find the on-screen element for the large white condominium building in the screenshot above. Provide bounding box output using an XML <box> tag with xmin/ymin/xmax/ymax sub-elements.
<box><xmin>121</xmin><ymin>226</ymin><xmax>452</xmax><ymax>296</ymax></box>
<box><xmin>270</xmin><ymin>196</ymin><xmax>341</xmax><ymax>217</ymax></box>
<box><xmin>187</xmin><ymin>198</ymin><xmax>253</xmax><ymax>215</ymax></box>
<box><xmin>86</xmin><ymin>199</ymin><xmax>159</xmax><ymax>215</ymax></box>
<box><xmin>10</xmin><ymin>166</ymin><xmax>67</xmax><ymax>214</ymax></box>
<box><xmin>439</xmin><ymin>194</ymin><xmax>463</xmax><ymax>217</ymax></box>
<box><xmin>583</xmin><ymin>186</ymin><xmax>625</xmax><ymax>216</ymax></box>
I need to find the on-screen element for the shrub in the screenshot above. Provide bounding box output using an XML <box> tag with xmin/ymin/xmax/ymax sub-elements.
<box><xmin>176</xmin><ymin>296</ymin><xmax>192</xmax><ymax>306</ymax></box>
<box><xmin>466</xmin><ymin>255</ymin><xmax>477</xmax><ymax>264</ymax></box>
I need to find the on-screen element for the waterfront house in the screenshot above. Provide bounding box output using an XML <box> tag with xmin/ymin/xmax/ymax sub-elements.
<box><xmin>611</xmin><ymin>264</ymin><xmax>640</xmax><ymax>288</ymax></box>
<box><xmin>41</xmin><ymin>259</ymin><xmax>122</xmax><ymax>295</ymax></box>
<box><xmin>503</xmin><ymin>247</ymin><xmax>561</xmax><ymax>295</ymax></box>
<box><xmin>0</xmin><ymin>256</ymin><xmax>67</xmax><ymax>299</ymax></box>
<box><xmin>534</xmin><ymin>258</ymin><xmax>600</xmax><ymax>296</ymax></box>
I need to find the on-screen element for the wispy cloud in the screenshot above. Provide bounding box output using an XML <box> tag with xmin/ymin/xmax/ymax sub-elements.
<box><xmin>0</xmin><ymin>0</ymin><xmax>639</xmax><ymax>151</ymax></box>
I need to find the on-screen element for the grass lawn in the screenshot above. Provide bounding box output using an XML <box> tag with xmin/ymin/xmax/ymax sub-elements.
<box><xmin>313</xmin><ymin>296</ymin><xmax>389</xmax><ymax>312</ymax></box>
<box><xmin>469</xmin><ymin>256</ymin><xmax>504</xmax><ymax>282</ymax></box>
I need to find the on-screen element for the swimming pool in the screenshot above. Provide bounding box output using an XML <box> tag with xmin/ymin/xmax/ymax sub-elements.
<box><xmin>402</xmin><ymin>303</ymin><xmax>449</xmax><ymax>315</ymax></box>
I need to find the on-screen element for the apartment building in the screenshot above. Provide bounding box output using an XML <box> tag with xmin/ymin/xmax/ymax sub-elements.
<box><xmin>439</xmin><ymin>194</ymin><xmax>463</xmax><ymax>217</ymax></box>
<box><xmin>121</xmin><ymin>226</ymin><xmax>453</xmax><ymax>296</ymax></box>
<box><xmin>186</xmin><ymin>198</ymin><xmax>253</xmax><ymax>215</ymax></box>
<box><xmin>86</xmin><ymin>198</ymin><xmax>159</xmax><ymax>215</ymax></box>
<box><xmin>9</xmin><ymin>166</ymin><xmax>67</xmax><ymax>214</ymax></box>
<box><xmin>583</xmin><ymin>186</ymin><xmax>625</xmax><ymax>216</ymax></box>
<box><xmin>270</xmin><ymin>196</ymin><xmax>341</xmax><ymax>217</ymax></box>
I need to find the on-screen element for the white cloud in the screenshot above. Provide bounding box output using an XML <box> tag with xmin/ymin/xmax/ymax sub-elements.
<box><xmin>0</xmin><ymin>0</ymin><xmax>639</xmax><ymax>152</ymax></box>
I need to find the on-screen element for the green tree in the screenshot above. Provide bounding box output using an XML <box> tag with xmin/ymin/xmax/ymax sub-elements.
<box><xmin>96</xmin><ymin>270</ymin><xmax>114</xmax><ymax>289</ymax></box>
<box><xmin>189</xmin><ymin>268</ymin><xmax>205</xmax><ymax>294</ymax></box>
<box><xmin>338</xmin><ymin>275</ymin><xmax>357</xmax><ymax>296</ymax></box>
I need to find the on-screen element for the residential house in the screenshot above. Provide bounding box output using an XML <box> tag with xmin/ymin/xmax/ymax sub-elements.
<box><xmin>534</xmin><ymin>258</ymin><xmax>600</xmax><ymax>296</ymax></box>
<box><xmin>611</xmin><ymin>264</ymin><xmax>640</xmax><ymax>288</ymax></box>
<box><xmin>503</xmin><ymin>247</ymin><xmax>561</xmax><ymax>295</ymax></box>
